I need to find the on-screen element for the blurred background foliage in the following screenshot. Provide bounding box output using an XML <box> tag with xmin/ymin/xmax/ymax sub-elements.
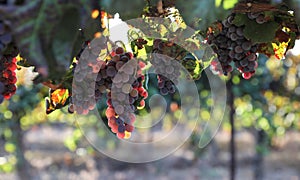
<box><xmin>0</xmin><ymin>0</ymin><xmax>300</xmax><ymax>179</ymax></box>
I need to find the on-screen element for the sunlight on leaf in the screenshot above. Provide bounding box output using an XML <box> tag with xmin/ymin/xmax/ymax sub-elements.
<box><xmin>215</xmin><ymin>0</ymin><xmax>238</xmax><ymax>10</ymax></box>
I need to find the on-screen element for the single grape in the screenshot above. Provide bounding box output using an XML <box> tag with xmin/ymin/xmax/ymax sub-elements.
<box><xmin>242</xmin><ymin>72</ymin><xmax>252</xmax><ymax>79</ymax></box>
<box><xmin>234</xmin><ymin>46</ymin><xmax>243</xmax><ymax>54</ymax></box>
<box><xmin>115</xmin><ymin>47</ymin><xmax>124</xmax><ymax>55</ymax></box>
<box><xmin>240</xmin><ymin>58</ymin><xmax>249</xmax><ymax>67</ymax></box>
<box><xmin>117</xmin><ymin>132</ymin><xmax>125</xmax><ymax>139</ymax></box>
<box><xmin>247</xmin><ymin>12</ymin><xmax>260</xmax><ymax>20</ymax></box>
<box><xmin>130</xmin><ymin>89</ymin><xmax>138</xmax><ymax>97</ymax></box>
<box><xmin>236</xmin><ymin>27</ymin><xmax>244</xmax><ymax>36</ymax></box>
<box><xmin>106</xmin><ymin>66</ymin><xmax>117</xmax><ymax>77</ymax></box>
<box><xmin>160</xmin><ymin>87</ymin><xmax>168</xmax><ymax>95</ymax></box>
<box><xmin>115</xmin><ymin>117</ymin><xmax>123</xmax><ymax>125</ymax></box>
<box><xmin>242</xmin><ymin>41</ymin><xmax>252</xmax><ymax>51</ymax></box>
<box><xmin>121</xmin><ymin>83</ymin><xmax>131</xmax><ymax>94</ymax></box>
<box><xmin>117</xmin><ymin>92</ymin><xmax>126</xmax><ymax>101</ymax></box>
<box><xmin>256</xmin><ymin>14</ymin><xmax>266</xmax><ymax>24</ymax></box>
<box><xmin>247</xmin><ymin>53</ymin><xmax>257</xmax><ymax>61</ymax></box>
<box><xmin>118</xmin><ymin>125</ymin><xmax>126</xmax><ymax>133</ymax></box>
<box><xmin>112</xmin><ymin>73</ymin><xmax>123</xmax><ymax>84</ymax></box>
<box><xmin>115</xmin><ymin>104</ymin><xmax>125</xmax><ymax>115</ymax></box>
<box><xmin>166</xmin><ymin>66</ymin><xmax>174</xmax><ymax>74</ymax></box>
<box><xmin>125</xmin><ymin>124</ymin><xmax>134</xmax><ymax>132</ymax></box>
<box><xmin>230</xmin><ymin>33</ymin><xmax>238</xmax><ymax>41</ymax></box>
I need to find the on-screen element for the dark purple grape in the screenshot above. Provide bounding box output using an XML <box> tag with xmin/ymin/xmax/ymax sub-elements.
<box><xmin>167</xmin><ymin>85</ymin><xmax>176</xmax><ymax>94</ymax></box>
<box><xmin>242</xmin><ymin>41</ymin><xmax>252</xmax><ymax>51</ymax></box>
<box><xmin>158</xmin><ymin>80</ymin><xmax>165</xmax><ymax>88</ymax></box>
<box><xmin>256</xmin><ymin>14</ymin><xmax>266</xmax><ymax>24</ymax></box>
<box><xmin>106</xmin><ymin>66</ymin><xmax>117</xmax><ymax>77</ymax></box>
<box><xmin>120</xmin><ymin>55</ymin><xmax>129</xmax><ymax>62</ymax></box>
<box><xmin>247</xmin><ymin>12</ymin><xmax>260</xmax><ymax>20</ymax></box>
<box><xmin>160</xmin><ymin>87</ymin><xmax>168</xmax><ymax>95</ymax></box>
<box><xmin>235</xmin><ymin>53</ymin><xmax>244</xmax><ymax>60</ymax></box>
<box><xmin>248</xmin><ymin>61</ymin><xmax>256</xmax><ymax>69</ymax></box>
<box><xmin>234</xmin><ymin>46</ymin><xmax>243</xmax><ymax>54</ymax></box>
<box><xmin>118</xmin><ymin>125</ymin><xmax>126</xmax><ymax>133</ymax></box>
<box><xmin>236</xmin><ymin>27</ymin><xmax>243</xmax><ymax>36</ymax></box>
<box><xmin>240</xmin><ymin>58</ymin><xmax>249</xmax><ymax>67</ymax></box>
<box><xmin>230</xmin><ymin>33</ymin><xmax>238</xmax><ymax>41</ymax></box>
<box><xmin>116</xmin><ymin>118</ymin><xmax>123</xmax><ymax>125</ymax></box>
<box><xmin>248</xmin><ymin>53</ymin><xmax>257</xmax><ymax>61</ymax></box>
<box><xmin>219</xmin><ymin>56</ymin><xmax>228</xmax><ymax>62</ymax></box>
<box><xmin>229</xmin><ymin>50</ymin><xmax>235</xmax><ymax>59</ymax></box>
<box><xmin>129</xmin><ymin>96</ymin><xmax>135</xmax><ymax>104</ymax></box>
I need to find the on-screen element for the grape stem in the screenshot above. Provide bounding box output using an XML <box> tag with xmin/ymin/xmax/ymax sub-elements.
<box><xmin>42</xmin><ymin>81</ymin><xmax>62</xmax><ymax>90</ymax></box>
<box><xmin>233</xmin><ymin>2</ymin><xmax>287</xmax><ymax>13</ymax></box>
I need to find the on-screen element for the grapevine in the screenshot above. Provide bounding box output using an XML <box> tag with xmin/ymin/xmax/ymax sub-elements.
<box><xmin>97</xmin><ymin>47</ymin><xmax>148</xmax><ymax>139</ymax></box>
<box><xmin>207</xmin><ymin>1</ymin><xmax>299</xmax><ymax>79</ymax></box>
<box><xmin>0</xmin><ymin>0</ymin><xmax>298</xmax><ymax>141</ymax></box>
<box><xmin>151</xmin><ymin>39</ymin><xmax>180</xmax><ymax>95</ymax></box>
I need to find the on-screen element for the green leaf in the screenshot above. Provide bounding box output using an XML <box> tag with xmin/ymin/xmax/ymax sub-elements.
<box><xmin>52</xmin><ymin>6</ymin><xmax>81</xmax><ymax>70</ymax></box>
<box><xmin>232</xmin><ymin>13</ymin><xmax>248</xmax><ymax>27</ymax></box>
<box><xmin>243</xmin><ymin>20</ymin><xmax>280</xmax><ymax>43</ymax></box>
<box><xmin>215</xmin><ymin>0</ymin><xmax>238</xmax><ymax>10</ymax></box>
<box><xmin>1</xmin><ymin>0</ymin><xmax>94</xmax><ymax>81</ymax></box>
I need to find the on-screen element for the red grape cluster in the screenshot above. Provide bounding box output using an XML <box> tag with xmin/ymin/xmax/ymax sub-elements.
<box><xmin>0</xmin><ymin>16</ymin><xmax>20</xmax><ymax>104</ymax></box>
<box><xmin>103</xmin><ymin>47</ymin><xmax>147</xmax><ymax>138</ymax></box>
<box><xmin>0</xmin><ymin>55</ymin><xmax>18</xmax><ymax>104</ymax></box>
<box><xmin>207</xmin><ymin>14</ymin><xmax>259</xmax><ymax>79</ymax></box>
<box><xmin>72</xmin><ymin>45</ymin><xmax>148</xmax><ymax>139</ymax></box>
<box><xmin>151</xmin><ymin>39</ymin><xmax>180</xmax><ymax>95</ymax></box>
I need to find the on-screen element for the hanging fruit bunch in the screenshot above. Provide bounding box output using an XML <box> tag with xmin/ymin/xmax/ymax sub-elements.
<box><xmin>0</xmin><ymin>15</ymin><xmax>19</xmax><ymax>104</ymax></box>
<box><xmin>207</xmin><ymin>1</ymin><xmax>300</xmax><ymax>79</ymax></box>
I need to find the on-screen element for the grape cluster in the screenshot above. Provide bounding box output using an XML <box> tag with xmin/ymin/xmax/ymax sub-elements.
<box><xmin>207</xmin><ymin>14</ymin><xmax>259</xmax><ymax>79</ymax></box>
<box><xmin>72</xmin><ymin>44</ymin><xmax>148</xmax><ymax>139</ymax></box>
<box><xmin>0</xmin><ymin>55</ymin><xmax>18</xmax><ymax>104</ymax></box>
<box><xmin>151</xmin><ymin>39</ymin><xmax>180</xmax><ymax>95</ymax></box>
<box><xmin>100</xmin><ymin>47</ymin><xmax>147</xmax><ymax>138</ymax></box>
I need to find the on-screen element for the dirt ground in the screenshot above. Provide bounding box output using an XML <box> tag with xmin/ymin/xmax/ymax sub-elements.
<box><xmin>0</xmin><ymin>125</ymin><xmax>300</xmax><ymax>180</ymax></box>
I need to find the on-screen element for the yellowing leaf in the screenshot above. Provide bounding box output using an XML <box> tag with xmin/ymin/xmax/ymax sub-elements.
<box><xmin>51</xmin><ymin>89</ymin><xmax>69</xmax><ymax>106</ymax></box>
<box><xmin>46</xmin><ymin>89</ymin><xmax>70</xmax><ymax>114</ymax></box>
<box><xmin>215</xmin><ymin>0</ymin><xmax>238</xmax><ymax>9</ymax></box>
<box><xmin>272</xmin><ymin>41</ymin><xmax>289</xmax><ymax>60</ymax></box>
